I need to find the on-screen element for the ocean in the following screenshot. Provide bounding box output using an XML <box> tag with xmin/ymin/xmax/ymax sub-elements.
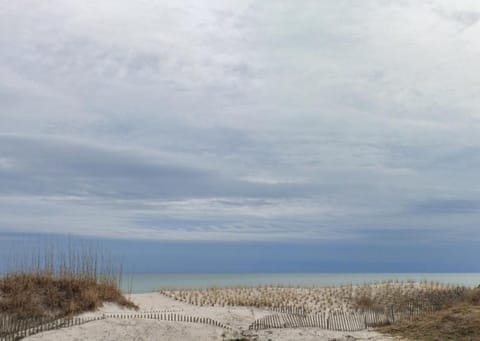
<box><xmin>120</xmin><ymin>273</ymin><xmax>480</xmax><ymax>293</ymax></box>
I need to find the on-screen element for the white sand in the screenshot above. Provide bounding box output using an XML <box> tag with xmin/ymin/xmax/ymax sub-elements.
<box><xmin>24</xmin><ymin>292</ymin><xmax>405</xmax><ymax>341</ymax></box>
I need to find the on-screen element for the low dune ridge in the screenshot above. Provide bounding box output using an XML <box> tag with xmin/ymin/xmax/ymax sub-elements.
<box><xmin>160</xmin><ymin>280</ymin><xmax>464</xmax><ymax>314</ymax></box>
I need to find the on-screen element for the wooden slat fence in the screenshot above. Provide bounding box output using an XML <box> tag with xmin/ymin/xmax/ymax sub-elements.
<box><xmin>1</xmin><ymin>301</ymin><xmax>440</xmax><ymax>339</ymax></box>
<box><xmin>1</xmin><ymin>312</ymin><xmax>231</xmax><ymax>341</ymax></box>
<box><xmin>271</xmin><ymin>306</ymin><xmax>307</xmax><ymax>315</ymax></box>
<box><xmin>249</xmin><ymin>302</ymin><xmax>438</xmax><ymax>331</ymax></box>
<box><xmin>248</xmin><ymin>312</ymin><xmax>366</xmax><ymax>331</ymax></box>
<box><xmin>0</xmin><ymin>315</ymin><xmax>104</xmax><ymax>341</ymax></box>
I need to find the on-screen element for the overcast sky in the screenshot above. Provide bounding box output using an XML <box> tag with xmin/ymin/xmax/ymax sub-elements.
<box><xmin>1</xmin><ymin>0</ymin><xmax>480</xmax><ymax>257</ymax></box>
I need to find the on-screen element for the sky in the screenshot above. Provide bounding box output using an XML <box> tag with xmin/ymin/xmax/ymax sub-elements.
<box><xmin>1</xmin><ymin>0</ymin><xmax>480</xmax><ymax>272</ymax></box>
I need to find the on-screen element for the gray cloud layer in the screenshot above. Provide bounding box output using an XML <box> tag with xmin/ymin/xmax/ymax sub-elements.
<box><xmin>1</xmin><ymin>0</ymin><xmax>480</xmax><ymax>241</ymax></box>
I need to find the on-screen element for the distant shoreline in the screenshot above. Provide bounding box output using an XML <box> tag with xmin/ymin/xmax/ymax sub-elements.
<box><xmin>119</xmin><ymin>272</ymin><xmax>480</xmax><ymax>293</ymax></box>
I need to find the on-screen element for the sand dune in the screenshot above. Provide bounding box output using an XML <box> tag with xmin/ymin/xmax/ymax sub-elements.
<box><xmin>23</xmin><ymin>292</ymin><xmax>404</xmax><ymax>341</ymax></box>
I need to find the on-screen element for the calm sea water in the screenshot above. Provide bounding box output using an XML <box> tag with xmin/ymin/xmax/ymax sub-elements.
<box><xmin>120</xmin><ymin>273</ymin><xmax>480</xmax><ymax>293</ymax></box>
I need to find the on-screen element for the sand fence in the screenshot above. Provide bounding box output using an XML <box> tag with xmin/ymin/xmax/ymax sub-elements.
<box><xmin>248</xmin><ymin>302</ymin><xmax>434</xmax><ymax>331</ymax></box>
<box><xmin>0</xmin><ymin>301</ymin><xmax>437</xmax><ymax>340</ymax></box>
<box><xmin>0</xmin><ymin>311</ymin><xmax>232</xmax><ymax>341</ymax></box>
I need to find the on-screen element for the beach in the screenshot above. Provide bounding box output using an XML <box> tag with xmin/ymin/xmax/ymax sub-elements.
<box><xmin>23</xmin><ymin>292</ymin><xmax>402</xmax><ymax>341</ymax></box>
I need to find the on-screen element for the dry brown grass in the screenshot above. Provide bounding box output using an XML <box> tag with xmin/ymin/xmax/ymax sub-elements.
<box><xmin>378</xmin><ymin>288</ymin><xmax>480</xmax><ymax>341</ymax></box>
<box><xmin>352</xmin><ymin>282</ymin><xmax>467</xmax><ymax>313</ymax></box>
<box><xmin>0</xmin><ymin>273</ymin><xmax>136</xmax><ymax>319</ymax></box>
<box><xmin>0</xmin><ymin>239</ymin><xmax>137</xmax><ymax>321</ymax></box>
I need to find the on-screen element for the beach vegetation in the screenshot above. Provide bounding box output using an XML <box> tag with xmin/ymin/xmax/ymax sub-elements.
<box><xmin>378</xmin><ymin>287</ymin><xmax>480</xmax><ymax>341</ymax></box>
<box><xmin>0</xmin><ymin>238</ymin><xmax>136</xmax><ymax>321</ymax></box>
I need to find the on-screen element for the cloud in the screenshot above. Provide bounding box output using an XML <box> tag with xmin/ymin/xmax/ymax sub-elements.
<box><xmin>0</xmin><ymin>134</ymin><xmax>318</xmax><ymax>200</ymax></box>
<box><xmin>407</xmin><ymin>199</ymin><xmax>480</xmax><ymax>215</ymax></box>
<box><xmin>0</xmin><ymin>0</ymin><xmax>480</xmax><ymax>244</ymax></box>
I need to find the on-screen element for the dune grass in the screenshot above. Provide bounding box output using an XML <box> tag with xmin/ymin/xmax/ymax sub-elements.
<box><xmin>160</xmin><ymin>281</ymin><xmax>462</xmax><ymax>314</ymax></box>
<box><xmin>378</xmin><ymin>287</ymin><xmax>480</xmax><ymax>341</ymax></box>
<box><xmin>0</xmin><ymin>272</ymin><xmax>135</xmax><ymax>319</ymax></box>
<box><xmin>0</xmin><ymin>238</ymin><xmax>136</xmax><ymax>321</ymax></box>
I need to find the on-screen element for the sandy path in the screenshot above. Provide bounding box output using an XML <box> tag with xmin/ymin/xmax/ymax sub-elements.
<box><xmin>24</xmin><ymin>292</ymin><xmax>404</xmax><ymax>341</ymax></box>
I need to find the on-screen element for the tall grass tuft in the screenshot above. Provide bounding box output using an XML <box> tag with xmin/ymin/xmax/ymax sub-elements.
<box><xmin>0</xmin><ymin>237</ymin><xmax>136</xmax><ymax>321</ymax></box>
